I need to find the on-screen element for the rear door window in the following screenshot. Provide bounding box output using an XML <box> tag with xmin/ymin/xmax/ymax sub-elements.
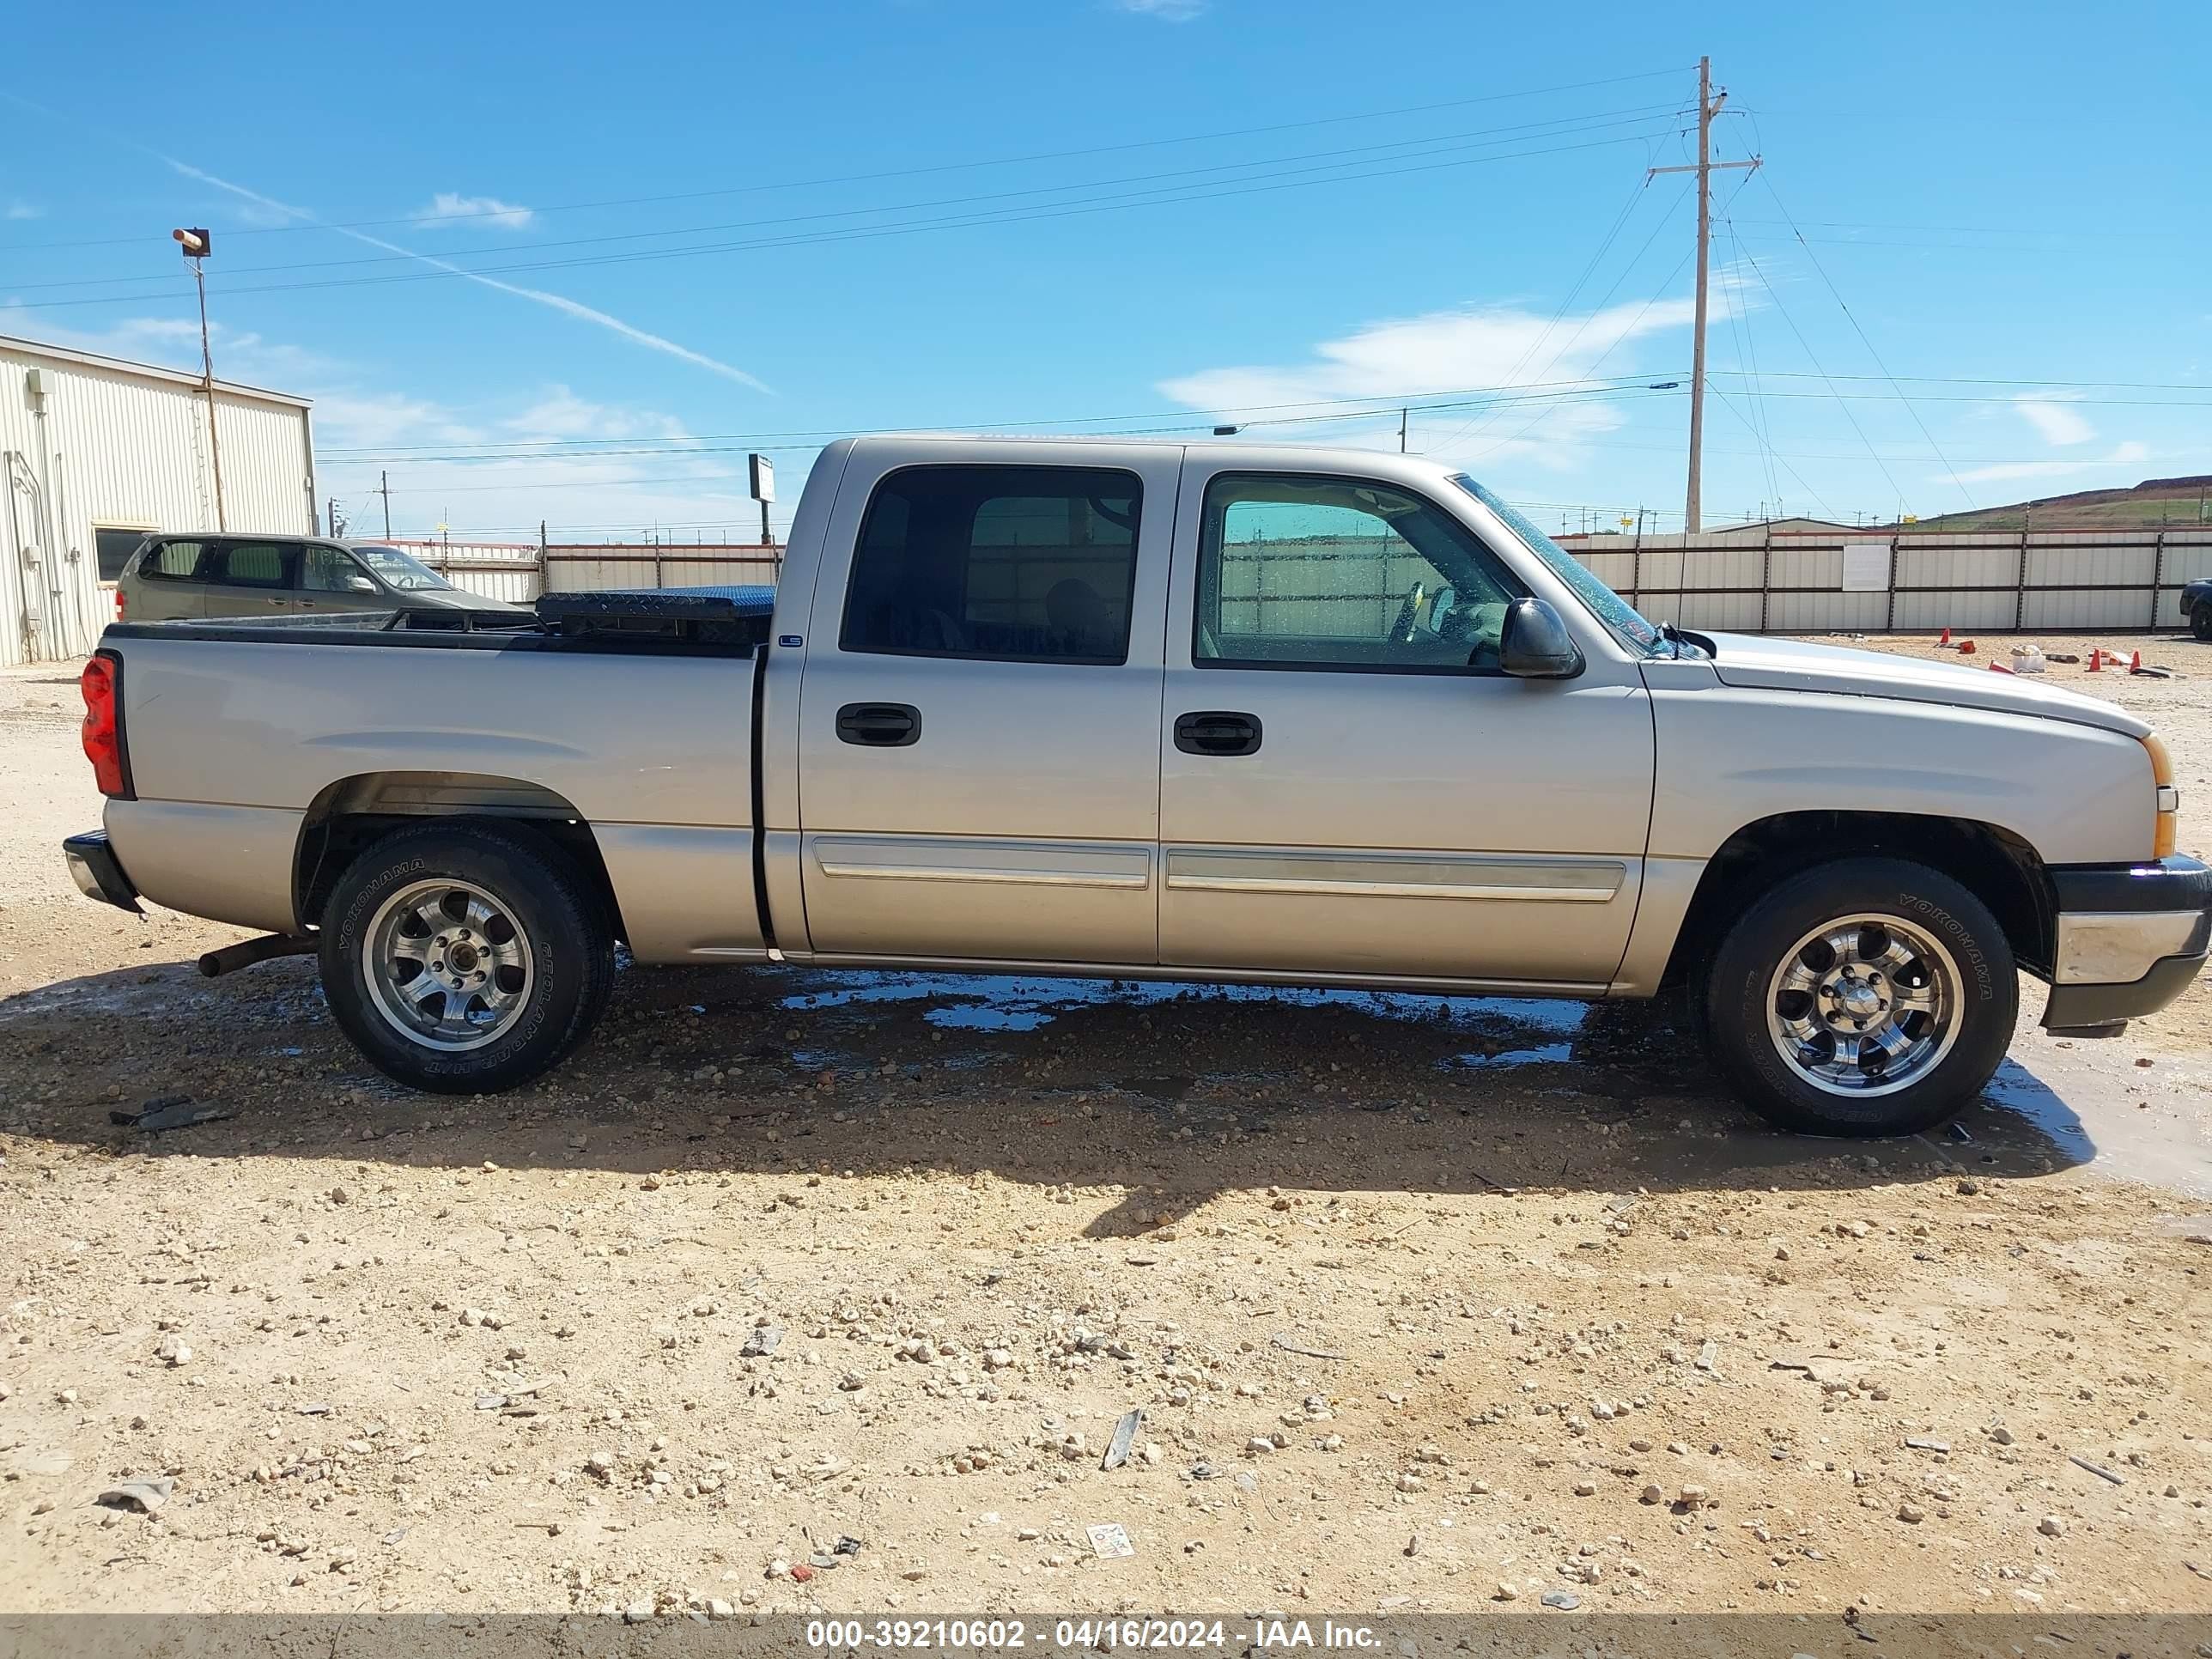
<box><xmin>840</xmin><ymin>465</ymin><xmax>1141</xmax><ymax>664</ymax></box>
<box><xmin>210</xmin><ymin>542</ymin><xmax>293</xmax><ymax>588</ymax></box>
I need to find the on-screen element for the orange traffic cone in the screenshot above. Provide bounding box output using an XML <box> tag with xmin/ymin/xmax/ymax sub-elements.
<box><xmin>2087</xmin><ymin>649</ymin><xmax>2102</xmax><ymax>672</ymax></box>
<box><xmin>2130</xmin><ymin>650</ymin><xmax>2142</xmax><ymax>673</ymax></box>
<box><xmin>1989</xmin><ymin>659</ymin><xmax>2014</xmax><ymax>674</ymax></box>
<box><xmin>1956</xmin><ymin>638</ymin><xmax>1976</xmax><ymax>654</ymax></box>
<box><xmin>1939</xmin><ymin>626</ymin><xmax>1952</xmax><ymax>647</ymax></box>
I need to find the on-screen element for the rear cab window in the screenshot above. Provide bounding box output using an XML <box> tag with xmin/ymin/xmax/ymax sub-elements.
<box><xmin>840</xmin><ymin>465</ymin><xmax>1141</xmax><ymax>664</ymax></box>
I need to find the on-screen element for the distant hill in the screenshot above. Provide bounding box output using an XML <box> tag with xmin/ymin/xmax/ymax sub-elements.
<box><xmin>1895</xmin><ymin>475</ymin><xmax>2212</xmax><ymax>532</ymax></box>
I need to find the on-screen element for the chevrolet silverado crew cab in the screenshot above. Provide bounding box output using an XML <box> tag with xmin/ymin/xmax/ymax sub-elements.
<box><xmin>64</xmin><ymin>437</ymin><xmax>2210</xmax><ymax>1136</ymax></box>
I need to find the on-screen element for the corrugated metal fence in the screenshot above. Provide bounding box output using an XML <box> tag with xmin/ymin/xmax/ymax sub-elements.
<box><xmin>395</xmin><ymin>541</ymin><xmax>785</xmax><ymax>606</ymax></box>
<box><xmin>1561</xmin><ymin>526</ymin><xmax>2212</xmax><ymax>634</ymax></box>
<box><xmin>419</xmin><ymin>530</ymin><xmax>2210</xmax><ymax>637</ymax></box>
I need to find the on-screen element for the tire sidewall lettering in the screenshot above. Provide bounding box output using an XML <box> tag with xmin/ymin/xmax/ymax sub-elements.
<box><xmin>1892</xmin><ymin>890</ymin><xmax>1993</xmax><ymax>1003</ymax></box>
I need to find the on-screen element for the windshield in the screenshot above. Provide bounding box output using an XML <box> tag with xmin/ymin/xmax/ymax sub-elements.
<box><xmin>1447</xmin><ymin>474</ymin><xmax>1662</xmax><ymax>653</ymax></box>
<box><xmin>349</xmin><ymin>544</ymin><xmax>454</xmax><ymax>592</ymax></box>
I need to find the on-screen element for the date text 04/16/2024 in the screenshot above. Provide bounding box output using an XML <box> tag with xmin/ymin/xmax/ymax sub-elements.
<box><xmin>802</xmin><ymin>1619</ymin><xmax>1380</xmax><ymax>1650</ymax></box>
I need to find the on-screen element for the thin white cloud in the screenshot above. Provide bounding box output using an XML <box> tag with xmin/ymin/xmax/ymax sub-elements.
<box><xmin>502</xmin><ymin>385</ymin><xmax>693</xmax><ymax>444</ymax></box>
<box><xmin>1115</xmin><ymin>0</ymin><xmax>1207</xmax><ymax>15</ymax></box>
<box><xmin>319</xmin><ymin>391</ymin><xmax>754</xmax><ymax>542</ymax></box>
<box><xmin>1159</xmin><ymin>296</ymin><xmax>1699</xmax><ymax>471</ymax></box>
<box><xmin>3</xmin><ymin>200</ymin><xmax>40</xmax><ymax>221</ymax></box>
<box><xmin>163</xmin><ymin>159</ymin><xmax>772</xmax><ymax>392</ymax></box>
<box><xmin>3</xmin><ymin>313</ymin><xmax>345</xmax><ymax>391</ymax></box>
<box><xmin>2014</xmin><ymin>393</ymin><xmax>2094</xmax><ymax>447</ymax></box>
<box><xmin>416</xmin><ymin>191</ymin><xmax>535</xmax><ymax>230</ymax></box>
<box><xmin>1951</xmin><ymin>440</ymin><xmax>2148</xmax><ymax>485</ymax></box>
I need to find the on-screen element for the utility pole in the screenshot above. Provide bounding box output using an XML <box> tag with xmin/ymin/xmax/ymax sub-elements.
<box><xmin>379</xmin><ymin>470</ymin><xmax>392</xmax><ymax>538</ymax></box>
<box><xmin>172</xmin><ymin>228</ymin><xmax>225</xmax><ymax>531</ymax></box>
<box><xmin>1650</xmin><ymin>58</ymin><xmax>1759</xmax><ymax>533</ymax></box>
<box><xmin>1399</xmin><ymin>407</ymin><xmax>1409</xmax><ymax>453</ymax></box>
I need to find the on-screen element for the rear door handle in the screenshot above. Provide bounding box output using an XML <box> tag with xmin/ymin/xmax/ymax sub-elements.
<box><xmin>1175</xmin><ymin>710</ymin><xmax>1262</xmax><ymax>757</ymax></box>
<box><xmin>836</xmin><ymin>702</ymin><xmax>921</xmax><ymax>747</ymax></box>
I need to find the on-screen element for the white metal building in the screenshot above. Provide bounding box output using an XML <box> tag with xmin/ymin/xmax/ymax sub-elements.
<box><xmin>1</xmin><ymin>332</ymin><xmax>316</xmax><ymax>665</ymax></box>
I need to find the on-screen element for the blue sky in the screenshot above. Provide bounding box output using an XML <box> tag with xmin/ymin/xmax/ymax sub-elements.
<box><xmin>3</xmin><ymin>0</ymin><xmax>2209</xmax><ymax>541</ymax></box>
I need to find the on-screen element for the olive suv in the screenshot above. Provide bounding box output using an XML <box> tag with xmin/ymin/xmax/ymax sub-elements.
<box><xmin>113</xmin><ymin>534</ymin><xmax>525</xmax><ymax>623</ymax></box>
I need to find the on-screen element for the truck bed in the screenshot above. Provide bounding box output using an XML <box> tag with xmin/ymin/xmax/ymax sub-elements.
<box><xmin>97</xmin><ymin>596</ymin><xmax>769</xmax><ymax>963</ymax></box>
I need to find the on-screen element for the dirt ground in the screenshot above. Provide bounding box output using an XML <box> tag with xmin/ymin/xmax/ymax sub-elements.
<box><xmin>2</xmin><ymin>632</ymin><xmax>2209</xmax><ymax>1622</ymax></box>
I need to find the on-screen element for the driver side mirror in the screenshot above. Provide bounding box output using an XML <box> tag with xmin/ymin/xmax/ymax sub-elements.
<box><xmin>343</xmin><ymin>574</ymin><xmax>378</xmax><ymax>593</ymax></box>
<box><xmin>1498</xmin><ymin>597</ymin><xmax>1584</xmax><ymax>679</ymax></box>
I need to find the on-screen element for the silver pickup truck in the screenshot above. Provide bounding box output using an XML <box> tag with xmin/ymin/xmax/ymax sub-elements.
<box><xmin>64</xmin><ymin>437</ymin><xmax>2209</xmax><ymax>1136</ymax></box>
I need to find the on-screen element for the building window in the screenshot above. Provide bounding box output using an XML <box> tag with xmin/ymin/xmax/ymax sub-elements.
<box><xmin>94</xmin><ymin>529</ymin><xmax>149</xmax><ymax>584</ymax></box>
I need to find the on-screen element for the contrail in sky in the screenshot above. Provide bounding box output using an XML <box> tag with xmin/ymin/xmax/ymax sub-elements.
<box><xmin>163</xmin><ymin>159</ymin><xmax>773</xmax><ymax>393</ymax></box>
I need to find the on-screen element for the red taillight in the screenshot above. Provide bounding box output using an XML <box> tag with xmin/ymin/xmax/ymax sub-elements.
<box><xmin>114</xmin><ymin>586</ymin><xmax>126</xmax><ymax>621</ymax></box>
<box><xmin>81</xmin><ymin>653</ymin><xmax>127</xmax><ymax>797</ymax></box>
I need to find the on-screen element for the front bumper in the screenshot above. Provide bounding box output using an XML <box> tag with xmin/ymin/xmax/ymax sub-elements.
<box><xmin>2042</xmin><ymin>856</ymin><xmax>2210</xmax><ymax>1030</ymax></box>
<box><xmin>63</xmin><ymin>830</ymin><xmax>142</xmax><ymax>915</ymax></box>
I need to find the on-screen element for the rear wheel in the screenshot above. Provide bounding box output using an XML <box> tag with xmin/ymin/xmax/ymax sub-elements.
<box><xmin>2192</xmin><ymin>600</ymin><xmax>2212</xmax><ymax>641</ymax></box>
<box><xmin>1703</xmin><ymin>856</ymin><xmax>2015</xmax><ymax>1136</ymax></box>
<box><xmin>320</xmin><ymin>823</ymin><xmax>612</xmax><ymax>1093</ymax></box>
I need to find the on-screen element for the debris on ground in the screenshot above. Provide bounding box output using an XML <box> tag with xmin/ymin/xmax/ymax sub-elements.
<box><xmin>1101</xmin><ymin>1409</ymin><xmax>1141</xmax><ymax>1471</ymax></box>
<box><xmin>107</xmin><ymin>1096</ymin><xmax>236</xmax><ymax>1132</ymax></box>
<box><xmin>94</xmin><ymin>1479</ymin><xmax>174</xmax><ymax>1514</ymax></box>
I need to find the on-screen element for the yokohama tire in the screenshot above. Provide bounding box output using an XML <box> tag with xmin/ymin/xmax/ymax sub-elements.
<box><xmin>1704</xmin><ymin>855</ymin><xmax>2016</xmax><ymax>1136</ymax></box>
<box><xmin>319</xmin><ymin>823</ymin><xmax>613</xmax><ymax>1094</ymax></box>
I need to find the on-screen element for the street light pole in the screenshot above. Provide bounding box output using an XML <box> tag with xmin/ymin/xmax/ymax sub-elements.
<box><xmin>173</xmin><ymin>228</ymin><xmax>225</xmax><ymax>531</ymax></box>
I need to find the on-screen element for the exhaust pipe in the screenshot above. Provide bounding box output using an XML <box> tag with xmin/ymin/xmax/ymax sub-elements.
<box><xmin>198</xmin><ymin>933</ymin><xmax>319</xmax><ymax>977</ymax></box>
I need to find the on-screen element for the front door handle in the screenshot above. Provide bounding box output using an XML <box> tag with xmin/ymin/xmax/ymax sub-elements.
<box><xmin>1175</xmin><ymin>710</ymin><xmax>1262</xmax><ymax>757</ymax></box>
<box><xmin>836</xmin><ymin>702</ymin><xmax>921</xmax><ymax>747</ymax></box>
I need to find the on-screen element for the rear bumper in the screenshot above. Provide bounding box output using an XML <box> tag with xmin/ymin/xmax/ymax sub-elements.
<box><xmin>2042</xmin><ymin>856</ymin><xmax>2210</xmax><ymax>1030</ymax></box>
<box><xmin>64</xmin><ymin>830</ymin><xmax>143</xmax><ymax>915</ymax></box>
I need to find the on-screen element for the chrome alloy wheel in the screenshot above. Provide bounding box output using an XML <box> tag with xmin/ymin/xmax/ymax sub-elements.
<box><xmin>362</xmin><ymin>879</ymin><xmax>533</xmax><ymax>1052</ymax></box>
<box><xmin>1764</xmin><ymin>912</ymin><xmax>1962</xmax><ymax>1097</ymax></box>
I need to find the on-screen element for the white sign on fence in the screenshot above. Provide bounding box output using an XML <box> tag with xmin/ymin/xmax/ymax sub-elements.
<box><xmin>1840</xmin><ymin>540</ymin><xmax>1890</xmax><ymax>592</ymax></box>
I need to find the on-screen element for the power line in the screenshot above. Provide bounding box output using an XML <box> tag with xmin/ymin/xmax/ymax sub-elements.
<box><xmin>319</xmin><ymin>372</ymin><xmax>1682</xmax><ymax>459</ymax></box>
<box><xmin>1717</xmin><ymin>187</ymin><xmax>1782</xmax><ymax>509</ymax></box>
<box><xmin>1414</xmin><ymin>168</ymin><xmax>1656</xmax><ymax>454</ymax></box>
<box><xmin>0</xmin><ymin>65</ymin><xmax>1692</xmax><ymax>251</ymax></box>
<box><xmin>1724</xmin><ymin>228</ymin><xmax>1911</xmax><ymax>515</ymax></box>
<box><xmin>12</xmin><ymin>106</ymin><xmax>1685</xmax><ymax>295</ymax></box>
<box><xmin>0</xmin><ymin>128</ymin><xmax>1677</xmax><ymax>314</ymax></box>
<box><xmin>1755</xmin><ymin>169</ymin><xmax>1975</xmax><ymax>511</ymax></box>
<box><xmin>1706</xmin><ymin>383</ymin><xmax>1838</xmax><ymax>521</ymax></box>
<box><xmin>1450</xmin><ymin>167</ymin><xmax>1769</xmax><ymax>461</ymax></box>
<box><xmin>340</xmin><ymin>385</ymin><xmax>1694</xmax><ymax>488</ymax></box>
<box><xmin>1429</xmin><ymin>174</ymin><xmax>1697</xmax><ymax>453</ymax></box>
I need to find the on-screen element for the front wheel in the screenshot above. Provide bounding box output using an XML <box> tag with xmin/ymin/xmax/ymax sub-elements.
<box><xmin>1703</xmin><ymin>856</ymin><xmax>2015</xmax><ymax>1136</ymax></box>
<box><xmin>2192</xmin><ymin>601</ymin><xmax>2212</xmax><ymax>641</ymax></box>
<box><xmin>320</xmin><ymin>823</ymin><xmax>613</xmax><ymax>1094</ymax></box>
